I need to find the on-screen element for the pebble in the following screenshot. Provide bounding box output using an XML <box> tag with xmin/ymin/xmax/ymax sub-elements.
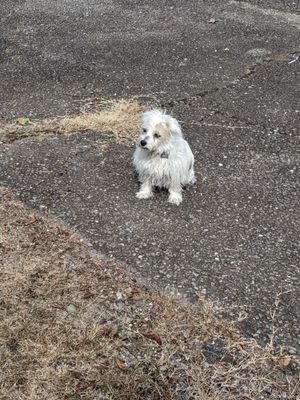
<box><xmin>66</xmin><ymin>304</ymin><xmax>76</xmax><ymax>314</ymax></box>
<box><xmin>288</xmin><ymin>347</ymin><xmax>297</xmax><ymax>355</ymax></box>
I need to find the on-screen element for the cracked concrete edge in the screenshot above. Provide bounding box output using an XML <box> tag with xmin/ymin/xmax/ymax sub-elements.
<box><xmin>0</xmin><ymin>184</ymin><xmax>189</xmax><ymax>303</ymax></box>
<box><xmin>230</xmin><ymin>1</ymin><xmax>300</xmax><ymax>29</ymax></box>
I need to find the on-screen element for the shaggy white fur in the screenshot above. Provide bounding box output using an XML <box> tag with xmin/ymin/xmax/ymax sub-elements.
<box><xmin>133</xmin><ymin>109</ymin><xmax>195</xmax><ymax>205</ymax></box>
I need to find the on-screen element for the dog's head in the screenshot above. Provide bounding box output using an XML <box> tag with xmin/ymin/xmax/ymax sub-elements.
<box><xmin>138</xmin><ymin>109</ymin><xmax>182</xmax><ymax>152</ymax></box>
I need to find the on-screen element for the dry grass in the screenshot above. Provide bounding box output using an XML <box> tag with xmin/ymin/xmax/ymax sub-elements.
<box><xmin>0</xmin><ymin>187</ymin><xmax>299</xmax><ymax>400</ymax></box>
<box><xmin>0</xmin><ymin>99</ymin><xmax>145</xmax><ymax>144</ymax></box>
<box><xmin>60</xmin><ymin>99</ymin><xmax>144</xmax><ymax>141</ymax></box>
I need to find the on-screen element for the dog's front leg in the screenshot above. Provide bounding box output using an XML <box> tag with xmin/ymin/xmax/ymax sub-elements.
<box><xmin>136</xmin><ymin>180</ymin><xmax>153</xmax><ymax>199</ymax></box>
<box><xmin>168</xmin><ymin>186</ymin><xmax>183</xmax><ymax>205</ymax></box>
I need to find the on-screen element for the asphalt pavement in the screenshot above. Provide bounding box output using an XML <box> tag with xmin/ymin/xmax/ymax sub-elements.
<box><xmin>0</xmin><ymin>0</ymin><xmax>299</xmax><ymax>351</ymax></box>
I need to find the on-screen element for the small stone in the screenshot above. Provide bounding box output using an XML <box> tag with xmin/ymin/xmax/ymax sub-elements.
<box><xmin>288</xmin><ymin>347</ymin><xmax>297</xmax><ymax>355</ymax></box>
<box><xmin>246</xmin><ymin>48</ymin><xmax>272</xmax><ymax>57</ymax></box>
<box><xmin>116</xmin><ymin>291</ymin><xmax>122</xmax><ymax>301</ymax></box>
<box><xmin>66</xmin><ymin>304</ymin><xmax>76</xmax><ymax>314</ymax></box>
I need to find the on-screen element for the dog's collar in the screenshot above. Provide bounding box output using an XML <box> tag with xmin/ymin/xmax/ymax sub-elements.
<box><xmin>160</xmin><ymin>151</ymin><xmax>169</xmax><ymax>159</ymax></box>
<box><xmin>152</xmin><ymin>150</ymin><xmax>169</xmax><ymax>159</ymax></box>
<box><xmin>146</xmin><ymin>148</ymin><xmax>169</xmax><ymax>159</ymax></box>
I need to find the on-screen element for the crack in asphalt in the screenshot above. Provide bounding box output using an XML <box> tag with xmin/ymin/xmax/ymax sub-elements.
<box><xmin>185</xmin><ymin>107</ymin><xmax>293</xmax><ymax>137</ymax></box>
<box><xmin>159</xmin><ymin>50</ymin><xmax>300</xmax><ymax>109</ymax></box>
<box><xmin>0</xmin><ymin>50</ymin><xmax>298</xmax><ymax>145</ymax></box>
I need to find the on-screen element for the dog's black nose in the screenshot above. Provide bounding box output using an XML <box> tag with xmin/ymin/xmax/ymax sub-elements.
<box><xmin>140</xmin><ymin>140</ymin><xmax>147</xmax><ymax>147</ymax></box>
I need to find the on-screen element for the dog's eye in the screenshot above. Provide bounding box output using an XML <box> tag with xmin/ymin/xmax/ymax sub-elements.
<box><xmin>154</xmin><ymin>133</ymin><xmax>160</xmax><ymax>138</ymax></box>
<box><xmin>143</xmin><ymin>128</ymin><xmax>147</xmax><ymax>133</ymax></box>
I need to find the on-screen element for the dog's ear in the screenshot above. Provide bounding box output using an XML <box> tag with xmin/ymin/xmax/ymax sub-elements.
<box><xmin>156</xmin><ymin>122</ymin><xmax>172</xmax><ymax>140</ymax></box>
<box><xmin>141</xmin><ymin>109</ymin><xmax>162</xmax><ymax>125</ymax></box>
<box><xmin>165</xmin><ymin>116</ymin><xmax>182</xmax><ymax>137</ymax></box>
<box><xmin>141</xmin><ymin>110</ymin><xmax>152</xmax><ymax>123</ymax></box>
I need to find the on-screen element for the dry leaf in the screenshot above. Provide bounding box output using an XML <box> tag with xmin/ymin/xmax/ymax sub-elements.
<box><xmin>98</xmin><ymin>327</ymin><xmax>112</xmax><ymax>336</ymax></box>
<box><xmin>115</xmin><ymin>357</ymin><xmax>126</xmax><ymax>369</ymax></box>
<box><xmin>76</xmin><ymin>380</ymin><xmax>96</xmax><ymax>392</ymax></box>
<box><xmin>57</xmin><ymin>228</ymin><xmax>71</xmax><ymax>236</ymax></box>
<box><xmin>52</xmin><ymin>303</ymin><xmax>64</xmax><ymax>310</ymax></box>
<box><xmin>157</xmin><ymin>353</ymin><xmax>166</xmax><ymax>366</ymax></box>
<box><xmin>167</xmin><ymin>376</ymin><xmax>174</xmax><ymax>384</ymax></box>
<box><xmin>17</xmin><ymin>117</ymin><xmax>30</xmax><ymax>126</ymax></box>
<box><xmin>271</xmin><ymin>54</ymin><xmax>290</xmax><ymax>62</ymax></box>
<box><xmin>192</xmin><ymin>355</ymin><xmax>202</xmax><ymax>363</ymax></box>
<box><xmin>82</xmin><ymin>291</ymin><xmax>95</xmax><ymax>300</ymax></box>
<box><xmin>98</xmin><ymin>363</ymin><xmax>110</xmax><ymax>369</ymax></box>
<box><xmin>278</xmin><ymin>357</ymin><xmax>291</xmax><ymax>367</ymax></box>
<box><xmin>12</xmin><ymin>202</ymin><xmax>22</xmax><ymax>209</ymax></box>
<box><xmin>142</xmin><ymin>332</ymin><xmax>162</xmax><ymax>346</ymax></box>
<box><xmin>99</xmin><ymin>317</ymin><xmax>114</xmax><ymax>324</ymax></box>
<box><xmin>25</xmin><ymin>215</ymin><xmax>37</xmax><ymax>225</ymax></box>
<box><xmin>208</xmin><ymin>18</ymin><xmax>219</xmax><ymax>24</ymax></box>
<box><xmin>215</xmin><ymin>360</ymin><xmax>226</xmax><ymax>366</ymax></box>
<box><xmin>202</xmin><ymin>335</ymin><xmax>210</xmax><ymax>342</ymax></box>
<box><xmin>128</xmin><ymin>288</ymin><xmax>144</xmax><ymax>300</ymax></box>
<box><xmin>0</xmin><ymin>243</ymin><xmax>11</xmax><ymax>253</ymax></box>
<box><xmin>163</xmin><ymin>311</ymin><xmax>176</xmax><ymax>319</ymax></box>
<box><xmin>71</xmin><ymin>370</ymin><xmax>83</xmax><ymax>380</ymax></box>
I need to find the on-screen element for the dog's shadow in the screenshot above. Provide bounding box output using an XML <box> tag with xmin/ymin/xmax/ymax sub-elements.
<box><xmin>134</xmin><ymin>170</ymin><xmax>189</xmax><ymax>193</ymax></box>
<box><xmin>153</xmin><ymin>186</ymin><xmax>166</xmax><ymax>193</ymax></box>
<box><xmin>153</xmin><ymin>186</ymin><xmax>188</xmax><ymax>193</ymax></box>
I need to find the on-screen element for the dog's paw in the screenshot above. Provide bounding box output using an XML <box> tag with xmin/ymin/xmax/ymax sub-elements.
<box><xmin>168</xmin><ymin>193</ymin><xmax>183</xmax><ymax>205</ymax></box>
<box><xmin>136</xmin><ymin>190</ymin><xmax>153</xmax><ymax>199</ymax></box>
<box><xmin>189</xmin><ymin>176</ymin><xmax>196</xmax><ymax>185</ymax></box>
<box><xmin>187</xmin><ymin>171</ymin><xmax>196</xmax><ymax>185</ymax></box>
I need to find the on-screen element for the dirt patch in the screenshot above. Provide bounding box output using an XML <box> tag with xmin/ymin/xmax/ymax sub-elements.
<box><xmin>0</xmin><ymin>99</ymin><xmax>145</xmax><ymax>144</ymax></box>
<box><xmin>0</xmin><ymin>187</ymin><xmax>299</xmax><ymax>400</ymax></box>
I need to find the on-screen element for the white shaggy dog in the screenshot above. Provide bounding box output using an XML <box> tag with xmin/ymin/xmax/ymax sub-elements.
<box><xmin>133</xmin><ymin>109</ymin><xmax>195</xmax><ymax>205</ymax></box>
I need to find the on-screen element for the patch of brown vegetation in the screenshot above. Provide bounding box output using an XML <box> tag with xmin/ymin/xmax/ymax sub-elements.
<box><xmin>0</xmin><ymin>187</ymin><xmax>299</xmax><ymax>400</ymax></box>
<box><xmin>0</xmin><ymin>99</ymin><xmax>145</xmax><ymax>144</ymax></box>
<box><xmin>60</xmin><ymin>99</ymin><xmax>144</xmax><ymax>141</ymax></box>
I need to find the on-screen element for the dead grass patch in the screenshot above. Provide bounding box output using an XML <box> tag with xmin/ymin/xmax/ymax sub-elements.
<box><xmin>0</xmin><ymin>99</ymin><xmax>145</xmax><ymax>144</ymax></box>
<box><xmin>0</xmin><ymin>187</ymin><xmax>299</xmax><ymax>400</ymax></box>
